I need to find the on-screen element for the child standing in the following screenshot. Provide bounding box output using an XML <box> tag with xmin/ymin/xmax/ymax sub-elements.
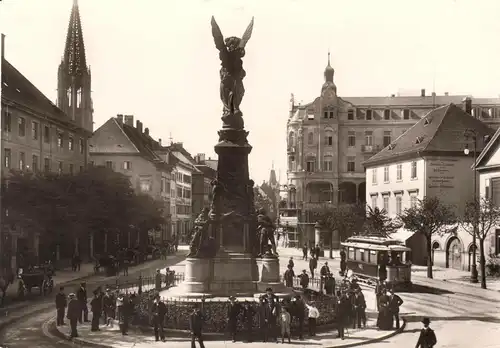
<box><xmin>280</xmin><ymin>307</ymin><xmax>291</xmax><ymax>343</ymax></box>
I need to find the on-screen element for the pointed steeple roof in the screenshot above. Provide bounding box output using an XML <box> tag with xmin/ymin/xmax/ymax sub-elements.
<box><xmin>63</xmin><ymin>0</ymin><xmax>87</xmax><ymax>76</ymax></box>
<box><xmin>324</xmin><ymin>50</ymin><xmax>334</xmax><ymax>82</ymax></box>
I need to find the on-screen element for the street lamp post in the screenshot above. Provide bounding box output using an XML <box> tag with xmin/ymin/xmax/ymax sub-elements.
<box><xmin>464</xmin><ymin>128</ymin><xmax>479</xmax><ymax>284</ymax></box>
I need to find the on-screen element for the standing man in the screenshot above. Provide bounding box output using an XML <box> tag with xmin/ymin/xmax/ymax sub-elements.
<box><xmin>314</xmin><ymin>244</ymin><xmax>321</xmax><ymax>260</ymax></box>
<box><xmin>258</xmin><ymin>297</ymin><xmax>271</xmax><ymax>342</ymax></box>
<box><xmin>242</xmin><ymin>301</ymin><xmax>255</xmax><ymax>342</ymax></box>
<box><xmin>102</xmin><ymin>288</ymin><xmax>115</xmax><ymax>326</ymax></box>
<box><xmin>309</xmin><ymin>257</ymin><xmax>317</xmax><ymax>279</ymax></box>
<box><xmin>302</xmin><ymin>244</ymin><xmax>308</xmax><ymax>260</ymax></box>
<box><xmin>288</xmin><ymin>257</ymin><xmax>294</xmax><ymax>269</ymax></box>
<box><xmin>337</xmin><ymin>292</ymin><xmax>350</xmax><ymax>340</ymax></box>
<box><xmin>284</xmin><ymin>264</ymin><xmax>295</xmax><ymax>288</ymax></box>
<box><xmin>319</xmin><ymin>262</ymin><xmax>330</xmax><ymax>293</ymax></box>
<box><xmin>227</xmin><ymin>296</ymin><xmax>241</xmax><ymax>342</ymax></box>
<box><xmin>90</xmin><ymin>290</ymin><xmax>102</xmax><ymax>331</ymax></box>
<box><xmin>325</xmin><ymin>273</ymin><xmax>336</xmax><ymax>295</ymax></box>
<box><xmin>305</xmin><ymin>301</ymin><xmax>319</xmax><ymax>337</ymax></box>
<box><xmin>298</xmin><ymin>270</ymin><xmax>309</xmax><ymax>289</ymax></box>
<box><xmin>76</xmin><ymin>282</ymin><xmax>89</xmax><ymax>323</ymax></box>
<box><xmin>352</xmin><ymin>288</ymin><xmax>367</xmax><ymax>329</ymax></box>
<box><xmin>415</xmin><ymin>317</ymin><xmax>437</xmax><ymax>348</ymax></box>
<box><xmin>388</xmin><ymin>289</ymin><xmax>404</xmax><ymax>329</ymax></box>
<box><xmin>279</xmin><ymin>307</ymin><xmax>291</xmax><ymax>344</ymax></box>
<box><xmin>339</xmin><ymin>248</ymin><xmax>347</xmax><ymax>276</ymax></box>
<box><xmin>67</xmin><ymin>293</ymin><xmax>80</xmax><ymax>339</ymax></box>
<box><xmin>155</xmin><ymin>269</ymin><xmax>163</xmax><ymax>292</ymax></box>
<box><xmin>292</xmin><ymin>295</ymin><xmax>305</xmax><ymax>340</ymax></box>
<box><xmin>151</xmin><ymin>294</ymin><xmax>167</xmax><ymax>342</ymax></box>
<box><xmin>55</xmin><ymin>286</ymin><xmax>67</xmax><ymax>326</ymax></box>
<box><xmin>190</xmin><ymin>303</ymin><xmax>206</xmax><ymax>348</ymax></box>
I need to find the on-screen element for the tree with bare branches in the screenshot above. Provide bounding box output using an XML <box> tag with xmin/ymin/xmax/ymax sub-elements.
<box><xmin>363</xmin><ymin>206</ymin><xmax>400</xmax><ymax>237</ymax></box>
<box><xmin>460</xmin><ymin>197</ymin><xmax>500</xmax><ymax>289</ymax></box>
<box><xmin>397</xmin><ymin>196</ymin><xmax>455</xmax><ymax>279</ymax></box>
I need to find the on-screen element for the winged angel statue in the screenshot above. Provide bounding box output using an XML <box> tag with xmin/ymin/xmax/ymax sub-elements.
<box><xmin>211</xmin><ymin>16</ymin><xmax>254</xmax><ymax>130</ymax></box>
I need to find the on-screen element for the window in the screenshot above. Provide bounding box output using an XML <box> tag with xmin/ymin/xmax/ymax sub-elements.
<box><xmin>307</xmin><ymin>132</ymin><xmax>314</xmax><ymax>145</ymax></box>
<box><xmin>323</xmin><ymin>111</ymin><xmax>328</xmax><ymax>119</ymax></box>
<box><xmin>396</xmin><ymin>195</ymin><xmax>402</xmax><ymax>215</ymax></box>
<box><xmin>365</xmin><ymin>131</ymin><xmax>373</xmax><ymax>145</ymax></box>
<box><xmin>161</xmin><ymin>178</ymin><xmax>165</xmax><ymax>192</ymax></box>
<box><xmin>372</xmin><ymin>168</ymin><xmax>377</xmax><ymax>184</ymax></box>
<box><xmin>324</xmin><ymin>135</ymin><xmax>333</xmax><ymax>146</ymax></box>
<box><xmin>347</xmin><ymin>157</ymin><xmax>355</xmax><ymax>172</ymax></box>
<box><xmin>44</xmin><ymin>158</ymin><xmax>50</xmax><ymax>173</ymax></box>
<box><xmin>383</xmin><ymin>196</ymin><xmax>389</xmax><ymax>212</ymax></box>
<box><xmin>383</xmin><ymin>131</ymin><xmax>392</xmax><ymax>147</ymax></box>
<box><xmin>79</xmin><ymin>138</ymin><xmax>84</xmax><ymax>154</ymax></box>
<box><xmin>3</xmin><ymin>149</ymin><xmax>11</xmax><ymax>168</ymax></box>
<box><xmin>68</xmin><ymin>136</ymin><xmax>74</xmax><ymax>151</ymax></box>
<box><xmin>307</xmin><ymin>113</ymin><xmax>314</xmax><ymax>120</ymax></box>
<box><xmin>323</xmin><ymin>158</ymin><xmax>333</xmax><ymax>171</ymax></box>
<box><xmin>105</xmin><ymin>161</ymin><xmax>113</xmax><ymax>169</ymax></box>
<box><xmin>384</xmin><ymin>166</ymin><xmax>390</xmax><ymax>183</ymax></box>
<box><xmin>57</xmin><ymin>131</ymin><xmax>63</xmax><ymax>148</ymax></box>
<box><xmin>44</xmin><ymin>126</ymin><xmax>50</xmax><ymax>143</ymax></box>
<box><xmin>306</xmin><ymin>160</ymin><xmax>315</xmax><ymax>172</ymax></box>
<box><xmin>366</xmin><ymin>109</ymin><xmax>372</xmax><ymax>120</ymax></box>
<box><xmin>58</xmin><ymin>161</ymin><xmax>63</xmax><ymax>174</ymax></box>
<box><xmin>123</xmin><ymin>161</ymin><xmax>132</xmax><ymax>170</ymax></box>
<box><xmin>32</xmin><ymin>155</ymin><xmax>38</xmax><ymax>172</ymax></box>
<box><xmin>410</xmin><ymin>194</ymin><xmax>418</xmax><ymax>208</ymax></box>
<box><xmin>177</xmin><ymin>186</ymin><xmax>183</xmax><ymax>197</ymax></box>
<box><xmin>69</xmin><ymin>164</ymin><xmax>74</xmax><ymax>175</ymax></box>
<box><xmin>384</xmin><ymin>109</ymin><xmax>391</xmax><ymax>120</ymax></box>
<box><xmin>396</xmin><ymin>164</ymin><xmax>402</xmax><ymax>181</ymax></box>
<box><xmin>140</xmin><ymin>179</ymin><xmax>152</xmax><ymax>192</ymax></box>
<box><xmin>329</xmin><ymin>111</ymin><xmax>334</xmax><ymax>118</ymax></box>
<box><xmin>19</xmin><ymin>152</ymin><xmax>25</xmax><ymax>170</ymax></box>
<box><xmin>348</xmin><ymin>131</ymin><xmax>356</xmax><ymax>147</ymax></box>
<box><xmin>347</xmin><ymin>109</ymin><xmax>354</xmax><ymax>120</ymax></box>
<box><xmin>3</xmin><ymin>111</ymin><xmax>12</xmax><ymax>132</ymax></box>
<box><xmin>348</xmin><ymin>247</ymin><xmax>355</xmax><ymax>260</ymax></box>
<box><xmin>183</xmin><ymin>174</ymin><xmax>192</xmax><ymax>184</ymax></box>
<box><xmin>184</xmin><ymin>189</ymin><xmax>192</xmax><ymax>199</ymax></box>
<box><xmin>403</xmin><ymin>109</ymin><xmax>410</xmax><ymax>120</ymax></box>
<box><xmin>495</xmin><ymin>229</ymin><xmax>500</xmax><ymax>255</ymax></box>
<box><xmin>411</xmin><ymin>161</ymin><xmax>417</xmax><ymax>179</ymax></box>
<box><xmin>371</xmin><ymin>196</ymin><xmax>377</xmax><ymax>209</ymax></box>
<box><xmin>32</xmin><ymin>121</ymin><xmax>39</xmax><ymax>140</ymax></box>
<box><xmin>18</xmin><ymin>117</ymin><xmax>26</xmax><ymax>137</ymax></box>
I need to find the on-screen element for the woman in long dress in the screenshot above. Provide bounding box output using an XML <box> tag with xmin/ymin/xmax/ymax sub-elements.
<box><xmin>376</xmin><ymin>289</ymin><xmax>392</xmax><ymax>330</ymax></box>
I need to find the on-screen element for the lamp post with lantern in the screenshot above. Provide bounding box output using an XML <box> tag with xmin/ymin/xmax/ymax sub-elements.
<box><xmin>463</xmin><ymin>128</ymin><xmax>479</xmax><ymax>284</ymax></box>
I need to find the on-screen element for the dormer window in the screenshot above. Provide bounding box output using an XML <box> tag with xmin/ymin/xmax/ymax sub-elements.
<box><xmin>384</xmin><ymin>109</ymin><xmax>391</xmax><ymax>120</ymax></box>
<box><xmin>347</xmin><ymin>109</ymin><xmax>355</xmax><ymax>120</ymax></box>
<box><xmin>415</xmin><ymin>136</ymin><xmax>424</xmax><ymax>144</ymax></box>
<box><xmin>366</xmin><ymin>109</ymin><xmax>373</xmax><ymax>120</ymax></box>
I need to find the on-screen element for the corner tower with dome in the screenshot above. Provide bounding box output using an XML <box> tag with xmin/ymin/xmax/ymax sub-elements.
<box><xmin>283</xmin><ymin>52</ymin><xmax>500</xmax><ymax>247</ymax></box>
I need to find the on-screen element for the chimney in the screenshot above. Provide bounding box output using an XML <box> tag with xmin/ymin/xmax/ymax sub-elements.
<box><xmin>1</xmin><ymin>34</ymin><xmax>5</xmax><ymax>60</ymax></box>
<box><xmin>444</xmin><ymin>92</ymin><xmax>449</xmax><ymax>96</ymax></box>
<box><xmin>136</xmin><ymin>120</ymin><xmax>143</xmax><ymax>133</ymax></box>
<box><xmin>144</xmin><ymin>127</ymin><xmax>149</xmax><ymax>136</ymax></box>
<box><xmin>116</xmin><ymin>114</ymin><xmax>123</xmax><ymax>125</ymax></box>
<box><xmin>421</xmin><ymin>89</ymin><xmax>426</xmax><ymax>97</ymax></box>
<box><xmin>463</xmin><ymin>97</ymin><xmax>472</xmax><ymax>116</ymax></box>
<box><xmin>158</xmin><ymin>138</ymin><xmax>162</xmax><ymax>146</ymax></box>
<box><xmin>124</xmin><ymin>115</ymin><xmax>134</xmax><ymax>126</ymax></box>
<box><xmin>432</xmin><ymin>92</ymin><xmax>436</xmax><ymax>97</ymax></box>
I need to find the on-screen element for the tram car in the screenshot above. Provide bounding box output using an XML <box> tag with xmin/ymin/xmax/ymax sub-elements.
<box><xmin>340</xmin><ymin>236</ymin><xmax>412</xmax><ymax>291</ymax></box>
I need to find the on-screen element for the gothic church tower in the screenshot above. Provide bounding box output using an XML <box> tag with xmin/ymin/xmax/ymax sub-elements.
<box><xmin>57</xmin><ymin>0</ymin><xmax>93</xmax><ymax>132</ymax></box>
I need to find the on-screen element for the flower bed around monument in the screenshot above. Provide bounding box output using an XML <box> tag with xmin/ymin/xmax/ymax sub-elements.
<box><xmin>133</xmin><ymin>287</ymin><xmax>337</xmax><ymax>333</ymax></box>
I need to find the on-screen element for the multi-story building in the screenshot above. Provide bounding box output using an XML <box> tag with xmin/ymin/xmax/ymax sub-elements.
<box><xmin>166</xmin><ymin>142</ymin><xmax>199</xmax><ymax>242</ymax></box>
<box><xmin>89</xmin><ymin>115</ymin><xmax>174</xmax><ymax>251</ymax></box>
<box><xmin>285</xmin><ymin>53</ymin><xmax>500</xmax><ymax>245</ymax></box>
<box><xmin>364</xmin><ymin>103</ymin><xmax>494</xmax><ymax>269</ymax></box>
<box><xmin>0</xmin><ymin>0</ymin><xmax>93</xmax><ymax>270</ymax></box>
<box><xmin>192</xmin><ymin>153</ymin><xmax>216</xmax><ymax>216</ymax></box>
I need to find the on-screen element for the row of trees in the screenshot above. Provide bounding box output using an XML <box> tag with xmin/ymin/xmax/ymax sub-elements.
<box><xmin>1</xmin><ymin>167</ymin><xmax>167</xmax><ymax>261</ymax></box>
<box><xmin>315</xmin><ymin>196</ymin><xmax>500</xmax><ymax>289</ymax></box>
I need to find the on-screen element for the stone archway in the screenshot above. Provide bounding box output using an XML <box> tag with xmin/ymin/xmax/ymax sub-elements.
<box><xmin>446</xmin><ymin>237</ymin><xmax>463</xmax><ymax>270</ymax></box>
<box><xmin>339</xmin><ymin>182</ymin><xmax>357</xmax><ymax>204</ymax></box>
<box><xmin>358</xmin><ymin>182</ymin><xmax>366</xmax><ymax>204</ymax></box>
<box><xmin>306</xmin><ymin>181</ymin><xmax>334</xmax><ymax>203</ymax></box>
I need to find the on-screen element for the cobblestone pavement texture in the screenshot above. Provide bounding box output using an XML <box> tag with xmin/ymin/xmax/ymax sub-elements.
<box><xmin>0</xmin><ymin>253</ymin><xmax>185</xmax><ymax>347</ymax></box>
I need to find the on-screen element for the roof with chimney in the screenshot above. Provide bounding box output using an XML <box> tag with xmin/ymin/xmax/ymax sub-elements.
<box><xmin>165</xmin><ymin>143</ymin><xmax>201</xmax><ymax>173</ymax></box>
<box><xmin>1</xmin><ymin>58</ymin><xmax>85</xmax><ymax>131</ymax></box>
<box><xmin>195</xmin><ymin>164</ymin><xmax>216</xmax><ymax>180</ymax></box>
<box><xmin>62</xmin><ymin>0</ymin><xmax>88</xmax><ymax>77</ymax></box>
<box><xmin>363</xmin><ymin>103</ymin><xmax>495</xmax><ymax>167</ymax></box>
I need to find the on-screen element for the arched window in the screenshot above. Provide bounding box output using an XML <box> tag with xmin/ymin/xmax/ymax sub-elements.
<box><xmin>324</xmin><ymin>130</ymin><xmax>333</xmax><ymax>146</ymax></box>
<box><xmin>307</xmin><ymin>132</ymin><xmax>314</xmax><ymax>145</ymax></box>
<box><xmin>288</xmin><ymin>132</ymin><xmax>296</xmax><ymax>147</ymax></box>
<box><xmin>305</xmin><ymin>155</ymin><xmax>316</xmax><ymax>172</ymax></box>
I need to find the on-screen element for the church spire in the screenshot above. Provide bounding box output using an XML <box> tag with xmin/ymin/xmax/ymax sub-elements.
<box><xmin>63</xmin><ymin>0</ymin><xmax>87</xmax><ymax>76</ymax></box>
<box><xmin>324</xmin><ymin>50</ymin><xmax>334</xmax><ymax>83</ymax></box>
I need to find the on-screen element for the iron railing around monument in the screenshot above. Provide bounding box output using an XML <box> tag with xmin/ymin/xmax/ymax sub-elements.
<box><xmin>102</xmin><ymin>272</ymin><xmax>185</xmax><ymax>294</ymax></box>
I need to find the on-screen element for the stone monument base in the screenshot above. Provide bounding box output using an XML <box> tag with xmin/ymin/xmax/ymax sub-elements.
<box><xmin>210</xmin><ymin>251</ymin><xmax>257</xmax><ymax>296</ymax></box>
<box><xmin>255</xmin><ymin>256</ymin><xmax>295</xmax><ymax>297</ymax></box>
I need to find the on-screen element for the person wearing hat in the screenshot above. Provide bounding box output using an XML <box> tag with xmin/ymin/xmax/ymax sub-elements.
<box><xmin>279</xmin><ymin>306</ymin><xmax>291</xmax><ymax>344</ymax></box>
<box><xmin>242</xmin><ymin>300</ymin><xmax>255</xmax><ymax>342</ymax></box>
<box><xmin>76</xmin><ymin>282</ymin><xmax>89</xmax><ymax>323</ymax></box>
<box><xmin>258</xmin><ymin>297</ymin><xmax>271</xmax><ymax>342</ymax></box>
<box><xmin>319</xmin><ymin>262</ymin><xmax>330</xmax><ymax>293</ymax></box>
<box><xmin>189</xmin><ymin>303</ymin><xmax>206</xmax><ymax>348</ymax></box>
<box><xmin>325</xmin><ymin>273</ymin><xmax>336</xmax><ymax>295</ymax></box>
<box><xmin>55</xmin><ymin>286</ymin><xmax>67</xmax><ymax>326</ymax></box>
<box><xmin>90</xmin><ymin>290</ymin><xmax>102</xmax><ymax>331</ymax></box>
<box><xmin>291</xmin><ymin>295</ymin><xmax>305</xmax><ymax>340</ymax></box>
<box><xmin>298</xmin><ymin>269</ymin><xmax>309</xmax><ymax>289</ymax></box>
<box><xmin>352</xmin><ymin>288</ymin><xmax>367</xmax><ymax>329</ymax></box>
<box><xmin>309</xmin><ymin>257</ymin><xmax>317</xmax><ymax>279</ymax></box>
<box><xmin>227</xmin><ymin>296</ymin><xmax>241</xmax><ymax>342</ymax></box>
<box><xmin>102</xmin><ymin>288</ymin><xmax>115</xmax><ymax>326</ymax></box>
<box><xmin>155</xmin><ymin>269</ymin><xmax>163</xmax><ymax>292</ymax></box>
<box><xmin>151</xmin><ymin>294</ymin><xmax>167</xmax><ymax>342</ymax></box>
<box><xmin>415</xmin><ymin>317</ymin><xmax>437</xmax><ymax>348</ymax></box>
<box><xmin>66</xmin><ymin>293</ymin><xmax>80</xmax><ymax>338</ymax></box>
<box><xmin>284</xmin><ymin>264</ymin><xmax>295</xmax><ymax>288</ymax></box>
<box><xmin>388</xmin><ymin>288</ymin><xmax>404</xmax><ymax>329</ymax></box>
<box><xmin>305</xmin><ymin>301</ymin><xmax>320</xmax><ymax>337</ymax></box>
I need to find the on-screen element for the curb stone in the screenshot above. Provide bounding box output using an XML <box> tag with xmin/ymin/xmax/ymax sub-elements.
<box><xmin>49</xmin><ymin>317</ymin><xmax>406</xmax><ymax>348</ymax></box>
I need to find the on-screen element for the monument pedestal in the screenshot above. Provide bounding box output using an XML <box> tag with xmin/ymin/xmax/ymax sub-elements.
<box><xmin>255</xmin><ymin>257</ymin><xmax>295</xmax><ymax>296</ymax></box>
<box><xmin>210</xmin><ymin>251</ymin><xmax>257</xmax><ymax>296</ymax></box>
<box><xmin>159</xmin><ymin>258</ymin><xmax>213</xmax><ymax>299</ymax></box>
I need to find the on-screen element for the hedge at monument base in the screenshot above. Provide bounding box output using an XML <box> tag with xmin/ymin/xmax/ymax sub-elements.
<box><xmin>134</xmin><ymin>288</ymin><xmax>337</xmax><ymax>333</ymax></box>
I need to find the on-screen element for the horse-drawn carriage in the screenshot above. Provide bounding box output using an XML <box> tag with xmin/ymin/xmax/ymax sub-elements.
<box><xmin>18</xmin><ymin>267</ymin><xmax>54</xmax><ymax>296</ymax></box>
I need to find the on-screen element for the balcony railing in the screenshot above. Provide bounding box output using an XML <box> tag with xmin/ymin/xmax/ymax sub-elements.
<box><xmin>361</xmin><ymin>144</ymin><xmax>381</xmax><ymax>153</ymax></box>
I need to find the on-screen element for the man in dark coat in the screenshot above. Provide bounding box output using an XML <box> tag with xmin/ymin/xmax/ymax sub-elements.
<box><xmin>337</xmin><ymin>292</ymin><xmax>351</xmax><ymax>340</ymax></box>
<box><xmin>102</xmin><ymin>288</ymin><xmax>115</xmax><ymax>326</ymax></box>
<box><xmin>258</xmin><ymin>297</ymin><xmax>271</xmax><ymax>342</ymax></box>
<box><xmin>151</xmin><ymin>294</ymin><xmax>167</xmax><ymax>341</ymax></box>
<box><xmin>242</xmin><ymin>301</ymin><xmax>255</xmax><ymax>342</ymax></box>
<box><xmin>415</xmin><ymin>317</ymin><xmax>437</xmax><ymax>348</ymax></box>
<box><xmin>298</xmin><ymin>270</ymin><xmax>309</xmax><ymax>289</ymax></box>
<box><xmin>90</xmin><ymin>290</ymin><xmax>102</xmax><ymax>331</ymax></box>
<box><xmin>377</xmin><ymin>289</ymin><xmax>391</xmax><ymax>330</ymax></box>
<box><xmin>302</xmin><ymin>244</ymin><xmax>308</xmax><ymax>260</ymax></box>
<box><xmin>227</xmin><ymin>296</ymin><xmax>241</xmax><ymax>342</ymax></box>
<box><xmin>309</xmin><ymin>257</ymin><xmax>317</xmax><ymax>279</ymax></box>
<box><xmin>67</xmin><ymin>293</ymin><xmax>80</xmax><ymax>338</ymax></box>
<box><xmin>284</xmin><ymin>264</ymin><xmax>295</xmax><ymax>288</ymax></box>
<box><xmin>339</xmin><ymin>248</ymin><xmax>347</xmax><ymax>276</ymax></box>
<box><xmin>325</xmin><ymin>273</ymin><xmax>336</xmax><ymax>295</ymax></box>
<box><xmin>319</xmin><ymin>262</ymin><xmax>330</xmax><ymax>293</ymax></box>
<box><xmin>292</xmin><ymin>295</ymin><xmax>305</xmax><ymax>339</ymax></box>
<box><xmin>314</xmin><ymin>244</ymin><xmax>321</xmax><ymax>260</ymax></box>
<box><xmin>352</xmin><ymin>288</ymin><xmax>367</xmax><ymax>329</ymax></box>
<box><xmin>76</xmin><ymin>282</ymin><xmax>89</xmax><ymax>323</ymax></box>
<box><xmin>388</xmin><ymin>289</ymin><xmax>404</xmax><ymax>329</ymax></box>
<box><xmin>55</xmin><ymin>286</ymin><xmax>67</xmax><ymax>326</ymax></box>
<box><xmin>190</xmin><ymin>304</ymin><xmax>206</xmax><ymax>348</ymax></box>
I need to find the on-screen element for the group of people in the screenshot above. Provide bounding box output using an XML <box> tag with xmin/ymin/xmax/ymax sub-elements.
<box><xmin>55</xmin><ymin>282</ymin><xmax>136</xmax><ymax>339</ymax></box>
<box><xmin>375</xmin><ymin>281</ymin><xmax>404</xmax><ymax>330</ymax></box>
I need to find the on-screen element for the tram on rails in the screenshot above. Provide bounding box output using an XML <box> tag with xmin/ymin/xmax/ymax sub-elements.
<box><xmin>340</xmin><ymin>236</ymin><xmax>412</xmax><ymax>291</ymax></box>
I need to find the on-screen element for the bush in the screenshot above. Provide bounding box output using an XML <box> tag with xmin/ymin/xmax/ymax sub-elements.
<box><xmin>486</xmin><ymin>254</ymin><xmax>500</xmax><ymax>277</ymax></box>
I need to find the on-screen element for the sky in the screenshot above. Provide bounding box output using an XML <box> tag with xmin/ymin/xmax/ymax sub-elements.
<box><xmin>2</xmin><ymin>0</ymin><xmax>500</xmax><ymax>185</ymax></box>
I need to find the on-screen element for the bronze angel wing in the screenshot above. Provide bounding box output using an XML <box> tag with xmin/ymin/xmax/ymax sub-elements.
<box><xmin>239</xmin><ymin>17</ymin><xmax>254</xmax><ymax>48</ymax></box>
<box><xmin>210</xmin><ymin>16</ymin><xmax>225</xmax><ymax>51</ymax></box>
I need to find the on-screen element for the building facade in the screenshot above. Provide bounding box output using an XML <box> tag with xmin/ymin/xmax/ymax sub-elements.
<box><xmin>0</xmin><ymin>1</ymin><xmax>93</xmax><ymax>270</ymax></box>
<box><xmin>89</xmin><ymin>115</ymin><xmax>174</xmax><ymax>249</ymax></box>
<box><xmin>285</xmin><ymin>53</ymin><xmax>500</xmax><ymax>245</ymax></box>
<box><xmin>192</xmin><ymin>153</ymin><xmax>216</xmax><ymax>217</ymax></box>
<box><xmin>364</xmin><ymin>103</ymin><xmax>495</xmax><ymax>269</ymax></box>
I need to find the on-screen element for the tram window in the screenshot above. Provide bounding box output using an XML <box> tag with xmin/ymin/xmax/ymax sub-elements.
<box><xmin>356</xmin><ymin>249</ymin><xmax>365</xmax><ymax>262</ymax></box>
<box><xmin>348</xmin><ymin>247</ymin><xmax>355</xmax><ymax>260</ymax></box>
<box><xmin>369</xmin><ymin>250</ymin><xmax>377</xmax><ymax>264</ymax></box>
